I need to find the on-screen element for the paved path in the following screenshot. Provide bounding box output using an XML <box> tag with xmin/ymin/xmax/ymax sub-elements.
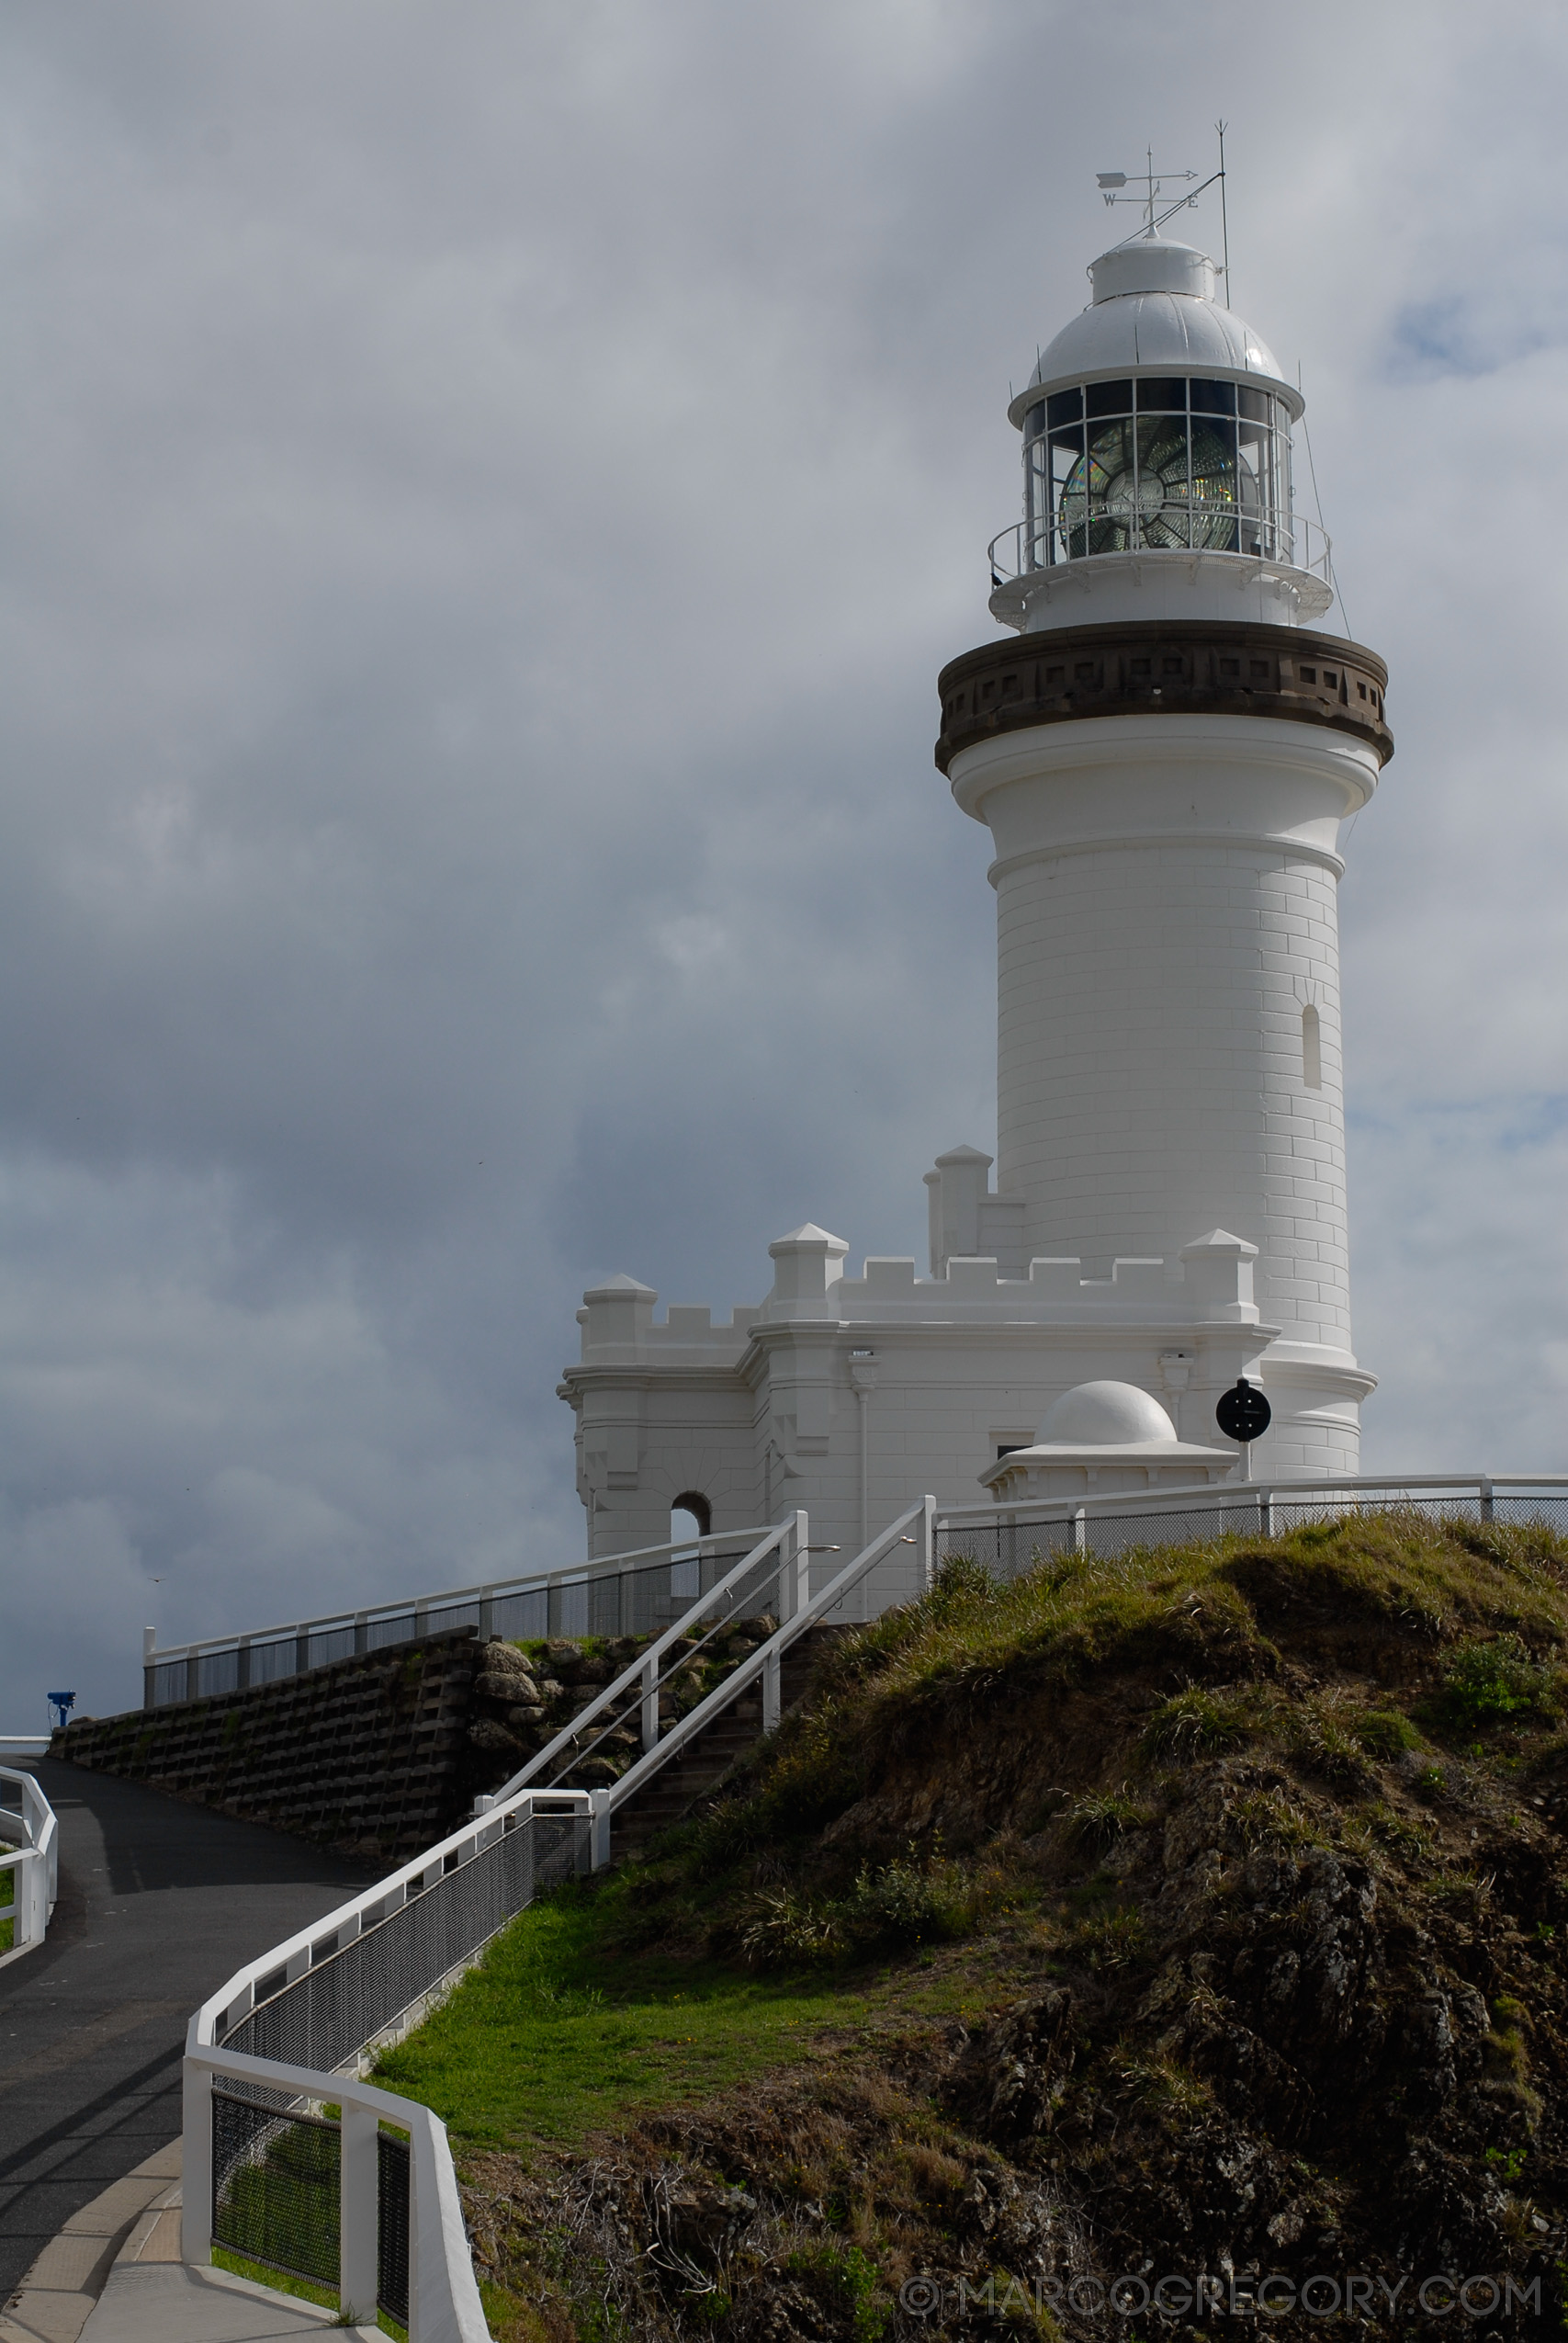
<box><xmin>0</xmin><ymin>1760</ymin><xmax>373</xmax><ymax>2307</ymax></box>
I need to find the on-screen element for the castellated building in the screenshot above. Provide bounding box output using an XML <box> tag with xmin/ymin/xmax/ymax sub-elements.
<box><xmin>559</xmin><ymin>226</ymin><xmax>1393</xmax><ymax>1568</ymax></box>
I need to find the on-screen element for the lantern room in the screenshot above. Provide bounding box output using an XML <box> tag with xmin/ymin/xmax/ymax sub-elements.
<box><xmin>989</xmin><ymin>233</ymin><xmax>1333</xmax><ymax>631</ymax></box>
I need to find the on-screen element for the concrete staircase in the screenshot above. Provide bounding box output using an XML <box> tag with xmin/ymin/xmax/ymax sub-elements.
<box><xmin>610</xmin><ymin>1624</ymin><xmax>843</xmax><ymax>1856</ymax></box>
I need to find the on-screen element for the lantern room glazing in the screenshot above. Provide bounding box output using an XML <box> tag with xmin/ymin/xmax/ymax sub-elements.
<box><xmin>1021</xmin><ymin>373</ymin><xmax>1294</xmax><ymax>570</ymax></box>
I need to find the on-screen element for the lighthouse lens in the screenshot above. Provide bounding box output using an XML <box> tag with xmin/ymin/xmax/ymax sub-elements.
<box><xmin>1033</xmin><ymin>378</ymin><xmax>1290</xmax><ymax>566</ymax></box>
<box><xmin>1188</xmin><ymin>418</ymin><xmax>1239</xmax><ymax>549</ymax></box>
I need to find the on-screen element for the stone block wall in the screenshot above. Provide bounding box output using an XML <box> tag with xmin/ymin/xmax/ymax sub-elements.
<box><xmin>51</xmin><ymin>1628</ymin><xmax>484</xmax><ymax>1862</ymax></box>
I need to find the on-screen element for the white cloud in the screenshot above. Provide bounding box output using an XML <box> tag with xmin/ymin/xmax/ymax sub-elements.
<box><xmin>2</xmin><ymin>0</ymin><xmax>1566</xmax><ymax>1716</ymax></box>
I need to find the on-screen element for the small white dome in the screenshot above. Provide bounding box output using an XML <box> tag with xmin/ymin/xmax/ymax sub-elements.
<box><xmin>1036</xmin><ymin>1380</ymin><xmax>1177</xmax><ymax>1447</ymax></box>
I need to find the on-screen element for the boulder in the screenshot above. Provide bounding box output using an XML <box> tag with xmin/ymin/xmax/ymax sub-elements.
<box><xmin>468</xmin><ymin>1718</ymin><xmax>523</xmax><ymax>1755</ymax></box>
<box><xmin>475</xmin><ymin>1670</ymin><xmax>536</xmax><ymax>1703</ymax></box>
<box><xmin>478</xmin><ymin>1640</ymin><xmax>535</xmax><ymax>1679</ymax></box>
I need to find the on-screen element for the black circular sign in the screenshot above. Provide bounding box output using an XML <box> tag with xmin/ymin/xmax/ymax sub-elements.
<box><xmin>1215</xmin><ymin>1379</ymin><xmax>1272</xmax><ymax>1443</ymax></box>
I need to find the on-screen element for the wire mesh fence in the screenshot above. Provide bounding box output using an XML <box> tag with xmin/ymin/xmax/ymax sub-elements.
<box><xmin>150</xmin><ymin>1539</ymin><xmax>775</xmax><ymax>1705</ymax></box>
<box><xmin>211</xmin><ymin>2093</ymin><xmax>340</xmax><ymax>2287</ymax></box>
<box><xmin>378</xmin><ymin>2131</ymin><xmax>411</xmax><ymax>2326</ymax></box>
<box><xmin>936</xmin><ymin>1488</ymin><xmax>1568</xmax><ymax>1579</ymax></box>
<box><xmin>220</xmin><ymin>1807</ymin><xmax>587</xmax><ymax>2091</ymax></box>
<box><xmin>208</xmin><ymin>1803</ymin><xmax>587</xmax><ymax>2315</ymax></box>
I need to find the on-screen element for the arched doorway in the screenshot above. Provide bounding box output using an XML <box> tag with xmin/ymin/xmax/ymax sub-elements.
<box><xmin>670</xmin><ymin>1491</ymin><xmax>710</xmax><ymax>1600</ymax></box>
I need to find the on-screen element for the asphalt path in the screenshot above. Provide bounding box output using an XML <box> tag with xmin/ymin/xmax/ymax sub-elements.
<box><xmin>0</xmin><ymin>1758</ymin><xmax>374</xmax><ymax>2299</ymax></box>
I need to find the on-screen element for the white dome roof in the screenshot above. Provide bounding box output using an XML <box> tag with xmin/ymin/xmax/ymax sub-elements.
<box><xmin>1035</xmin><ymin>1380</ymin><xmax>1178</xmax><ymax>1447</ymax></box>
<box><xmin>1010</xmin><ymin>236</ymin><xmax>1299</xmax><ymax>426</ymax></box>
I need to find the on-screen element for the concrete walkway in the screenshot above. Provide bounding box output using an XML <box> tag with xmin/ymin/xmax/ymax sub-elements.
<box><xmin>0</xmin><ymin>1759</ymin><xmax>374</xmax><ymax>2318</ymax></box>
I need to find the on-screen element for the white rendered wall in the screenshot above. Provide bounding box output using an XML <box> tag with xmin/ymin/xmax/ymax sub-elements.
<box><xmin>951</xmin><ymin>713</ymin><xmax>1379</xmax><ymax>1366</ymax></box>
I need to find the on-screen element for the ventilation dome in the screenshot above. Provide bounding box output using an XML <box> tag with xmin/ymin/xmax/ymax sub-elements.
<box><xmin>1035</xmin><ymin>1380</ymin><xmax>1177</xmax><ymax>1447</ymax></box>
<box><xmin>1090</xmin><ymin>237</ymin><xmax>1216</xmax><ymax>305</ymax></box>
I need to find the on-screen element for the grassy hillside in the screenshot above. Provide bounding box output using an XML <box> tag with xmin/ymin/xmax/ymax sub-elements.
<box><xmin>378</xmin><ymin>1510</ymin><xmax>1568</xmax><ymax>2341</ymax></box>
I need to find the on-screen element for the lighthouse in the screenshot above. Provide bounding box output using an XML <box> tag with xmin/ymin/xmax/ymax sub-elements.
<box><xmin>936</xmin><ymin>226</ymin><xmax>1392</xmax><ymax>1472</ymax></box>
<box><xmin>559</xmin><ymin>220</ymin><xmax>1391</xmax><ymax>1572</ymax></box>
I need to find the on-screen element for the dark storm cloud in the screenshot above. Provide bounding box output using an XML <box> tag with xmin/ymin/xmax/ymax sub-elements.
<box><xmin>2</xmin><ymin>0</ymin><xmax>1565</xmax><ymax>1721</ymax></box>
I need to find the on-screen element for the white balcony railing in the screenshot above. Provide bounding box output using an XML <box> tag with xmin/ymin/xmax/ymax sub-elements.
<box><xmin>987</xmin><ymin>504</ymin><xmax>1333</xmax><ymax>589</ymax></box>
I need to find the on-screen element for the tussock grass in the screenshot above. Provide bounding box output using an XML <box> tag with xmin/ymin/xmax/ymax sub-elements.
<box><xmin>727</xmin><ymin>1511</ymin><xmax>1568</xmax><ymax>1840</ymax></box>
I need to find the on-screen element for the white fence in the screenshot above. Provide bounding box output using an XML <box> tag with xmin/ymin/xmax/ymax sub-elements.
<box><xmin>933</xmin><ymin>1474</ymin><xmax>1568</xmax><ymax>1575</ymax></box>
<box><xmin>0</xmin><ymin>1765</ymin><xmax>58</xmax><ymax>1965</ymax></box>
<box><xmin>185</xmin><ymin>1783</ymin><xmax>592</xmax><ymax>2337</ymax></box>
<box><xmin>143</xmin><ymin>1521</ymin><xmax>784</xmax><ymax>1708</ymax></box>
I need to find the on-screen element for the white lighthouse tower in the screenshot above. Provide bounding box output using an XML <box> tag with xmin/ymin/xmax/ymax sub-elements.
<box><xmin>937</xmin><ymin>225</ymin><xmax>1391</xmax><ymax>1467</ymax></box>
<box><xmin>558</xmin><ymin>219</ymin><xmax>1391</xmax><ymax>1568</ymax></box>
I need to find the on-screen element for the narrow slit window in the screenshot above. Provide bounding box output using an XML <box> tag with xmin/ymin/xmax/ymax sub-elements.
<box><xmin>1302</xmin><ymin>1003</ymin><xmax>1323</xmax><ymax>1090</ymax></box>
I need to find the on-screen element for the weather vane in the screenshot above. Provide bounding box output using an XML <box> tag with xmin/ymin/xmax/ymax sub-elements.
<box><xmin>1095</xmin><ymin>124</ymin><xmax>1232</xmax><ymax>298</ymax></box>
<box><xmin>1097</xmin><ymin>150</ymin><xmax>1198</xmax><ymax>232</ymax></box>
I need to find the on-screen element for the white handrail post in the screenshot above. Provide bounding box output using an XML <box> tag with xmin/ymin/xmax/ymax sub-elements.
<box><xmin>1480</xmin><ymin>1477</ymin><xmax>1495</xmax><ymax>1523</ymax></box>
<box><xmin>181</xmin><ymin>2058</ymin><xmax>213</xmax><ymax>2265</ymax></box>
<box><xmin>1074</xmin><ymin>1506</ymin><xmax>1087</xmax><ymax>1555</ymax></box>
<box><xmin>339</xmin><ymin>2100</ymin><xmax>379</xmax><ymax>2324</ymax></box>
<box><xmin>22</xmin><ymin>1847</ymin><xmax>45</xmax><ymax>1948</ymax></box>
<box><xmin>762</xmin><ymin>1647</ymin><xmax>781</xmax><ymax>1735</ymax></box>
<box><xmin>920</xmin><ymin>1493</ymin><xmax>936</xmax><ymax>1594</ymax></box>
<box><xmin>639</xmin><ymin>1656</ymin><xmax>660</xmax><ymax>1752</ymax></box>
<box><xmin>783</xmin><ymin>1510</ymin><xmax>809</xmax><ymax>1621</ymax></box>
<box><xmin>589</xmin><ymin>1787</ymin><xmax>612</xmax><ymax>1871</ymax></box>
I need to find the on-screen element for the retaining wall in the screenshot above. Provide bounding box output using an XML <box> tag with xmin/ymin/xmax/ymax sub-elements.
<box><xmin>51</xmin><ymin>1628</ymin><xmax>483</xmax><ymax>1861</ymax></box>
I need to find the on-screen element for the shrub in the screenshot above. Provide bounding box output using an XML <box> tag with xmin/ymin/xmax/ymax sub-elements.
<box><xmin>739</xmin><ymin>1855</ymin><xmax>969</xmax><ymax>1970</ymax></box>
<box><xmin>840</xmin><ymin>1857</ymin><xmax>965</xmax><ymax>1952</ymax></box>
<box><xmin>1353</xmin><ymin>1707</ymin><xmax>1420</xmax><ymax>1759</ymax></box>
<box><xmin>1427</xmin><ymin>1636</ymin><xmax>1560</xmax><ymax>1735</ymax></box>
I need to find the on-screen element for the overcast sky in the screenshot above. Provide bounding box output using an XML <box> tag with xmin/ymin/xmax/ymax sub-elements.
<box><xmin>3</xmin><ymin>0</ymin><xmax>1566</xmax><ymax>1725</ymax></box>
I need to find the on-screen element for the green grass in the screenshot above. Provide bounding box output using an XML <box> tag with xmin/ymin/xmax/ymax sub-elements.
<box><xmin>210</xmin><ymin>2247</ymin><xmax>406</xmax><ymax>2337</ymax></box>
<box><xmin>0</xmin><ymin>1861</ymin><xmax>13</xmax><ymax>1955</ymax></box>
<box><xmin>209</xmin><ymin>2247</ymin><xmax>338</xmax><ymax>2311</ymax></box>
<box><xmin>371</xmin><ymin>1880</ymin><xmax>989</xmax><ymax>2147</ymax></box>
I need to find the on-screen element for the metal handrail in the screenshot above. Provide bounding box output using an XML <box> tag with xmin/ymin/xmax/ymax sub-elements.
<box><xmin>142</xmin><ymin>1518</ymin><xmax>784</xmax><ymax>1707</ymax></box>
<box><xmin>0</xmin><ymin>1766</ymin><xmax>58</xmax><ymax>1966</ymax></box>
<box><xmin>485</xmin><ymin>1515</ymin><xmax>807</xmax><ymax>1806</ymax></box>
<box><xmin>184</xmin><ymin>2048</ymin><xmax>490</xmax><ymax>2339</ymax></box>
<box><xmin>584</xmin><ymin>1498</ymin><xmax>935</xmax><ymax>1863</ymax></box>
<box><xmin>935</xmin><ymin>1472</ymin><xmax>1568</xmax><ymax>1536</ymax></box>
<box><xmin>186</xmin><ymin>1776</ymin><xmax>593</xmax><ymax>2336</ymax></box>
<box><xmin>987</xmin><ymin>505</ymin><xmax>1332</xmax><ymax>585</ymax></box>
